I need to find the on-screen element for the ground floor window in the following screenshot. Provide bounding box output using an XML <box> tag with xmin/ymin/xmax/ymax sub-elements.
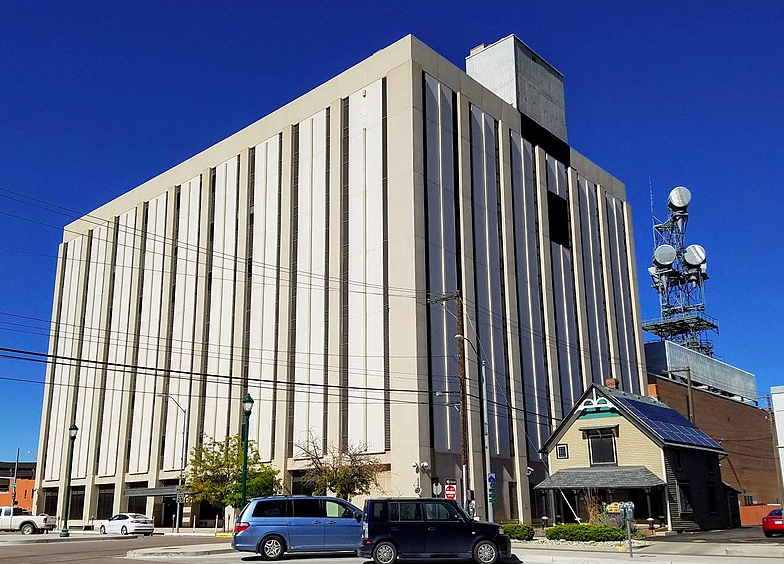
<box><xmin>42</xmin><ymin>488</ymin><xmax>58</xmax><ymax>516</ymax></box>
<box><xmin>96</xmin><ymin>485</ymin><xmax>114</xmax><ymax>519</ymax></box>
<box><xmin>127</xmin><ymin>496</ymin><xmax>147</xmax><ymax>515</ymax></box>
<box><xmin>677</xmin><ymin>482</ymin><xmax>693</xmax><ymax>514</ymax></box>
<box><xmin>69</xmin><ymin>486</ymin><xmax>85</xmax><ymax>520</ymax></box>
<box><xmin>706</xmin><ymin>483</ymin><xmax>718</xmax><ymax>514</ymax></box>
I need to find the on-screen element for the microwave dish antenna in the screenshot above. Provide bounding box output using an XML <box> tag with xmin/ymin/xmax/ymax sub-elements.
<box><xmin>643</xmin><ymin>186</ymin><xmax>717</xmax><ymax>356</ymax></box>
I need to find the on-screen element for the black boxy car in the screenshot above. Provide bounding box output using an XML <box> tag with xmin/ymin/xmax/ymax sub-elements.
<box><xmin>358</xmin><ymin>498</ymin><xmax>511</xmax><ymax>564</ymax></box>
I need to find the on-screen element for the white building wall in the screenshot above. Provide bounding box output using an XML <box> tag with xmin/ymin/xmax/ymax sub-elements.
<box><xmin>72</xmin><ymin>226</ymin><xmax>109</xmax><ymax>479</ymax></box>
<box><xmin>97</xmin><ymin>210</ymin><xmax>136</xmax><ymax>477</ymax></box>
<box><xmin>163</xmin><ymin>177</ymin><xmax>201</xmax><ymax>471</ymax></box>
<box><xmin>293</xmin><ymin>109</ymin><xmax>328</xmax><ymax>456</ymax></box>
<box><xmin>247</xmin><ymin>135</ymin><xmax>281</xmax><ymax>463</ymax></box>
<box><xmin>772</xmin><ymin>386</ymin><xmax>784</xmax><ymax>499</ymax></box>
<box><xmin>129</xmin><ymin>193</ymin><xmax>167</xmax><ymax>474</ymax></box>
<box><xmin>347</xmin><ymin>80</ymin><xmax>386</xmax><ymax>454</ymax></box>
<box><xmin>203</xmin><ymin>157</ymin><xmax>239</xmax><ymax>443</ymax></box>
<box><xmin>424</xmin><ymin>74</ymin><xmax>461</xmax><ymax>454</ymax></box>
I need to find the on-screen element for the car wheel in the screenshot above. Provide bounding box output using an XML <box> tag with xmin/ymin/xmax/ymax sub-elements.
<box><xmin>473</xmin><ymin>540</ymin><xmax>498</xmax><ymax>564</ymax></box>
<box><xmin>20</xmin><ymin>523</ymin><xmax>36</xmax><ymax>535</ymax></box>
<box><xmin>764</xmin><ymin>531</ymin><xmax>773</xmax><ymax>538</ymax></box>
<box><xmin>259</xmin><ymin>535</ymin><xmax>285</xmax><ymax>561</ymax></box>
<box><xmin>121</xmin><ymin>525</ymin><xmax>128</xmax><ymax>535</ymax></box>
<box><xmin>372</xmin><ymin>541</ymin><xmax>398</xmax><ymax>564</ymax></box>
<box><xmin>99</xmin><ymin>525</ymin><xmax>106</xmax><ymax>534</ymax></box>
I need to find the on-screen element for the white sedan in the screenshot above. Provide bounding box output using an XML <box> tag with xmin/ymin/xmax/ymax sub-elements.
<box><xmin>99</xmin><ymin>513</ymin><xmax>154</xmax><ymax>535</ymax></box>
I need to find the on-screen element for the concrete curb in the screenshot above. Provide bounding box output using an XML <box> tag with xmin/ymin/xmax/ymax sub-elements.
<box><xmin>126</xmin><ymin>543</ymin><xmax>234</xmax><ymax>559</ymax></box>
<box><xmin>0</xmin><ymin>534</ymin><xmax>135</xmax><ymax>545</ymax></box>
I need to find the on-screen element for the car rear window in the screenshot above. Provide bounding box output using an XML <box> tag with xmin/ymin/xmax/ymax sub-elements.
<box><xmin>771</xmin><ymin>509</ymin><xmax>783</xmax><ymax>517</ymax></box>
<box><xmin>292</xmin><ymin>498</ymin><xmax>322</xmax><ymax>518</ymax></box>
<box><xmin>253</xmin><ymin>499</ymin><xmax>291</xmax><ymax>518</ymax></box>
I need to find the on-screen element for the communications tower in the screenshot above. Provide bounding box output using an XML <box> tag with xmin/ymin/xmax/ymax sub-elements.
<box><xmin>642</xmin><ymin>186</ymin><xmax>718</xmax><ymax>356</ymax></box>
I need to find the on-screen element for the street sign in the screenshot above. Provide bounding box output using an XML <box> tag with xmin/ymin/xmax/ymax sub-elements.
<box><xmin>176</xmin><ymin>492</ymin><xmax>187</xmax><ymax>504</ymax></box>
<box><xmin>432</xmin><ymin>482</ymin><xmax>443</xmax><ymax>496</ymax></box>
<box><xmin>487</xmin><ymin>473</ymin><xmax>497</xmax><ymax>504</ymax></box>
<box><xmin>445</xmin><ymin>483</ymin><xmax>457</xmax><ymax>500</ymax></box>
<box><xmin>10</xmin><ymin>483</ymin><xmax>16</xmax><ymax>488</ymax></box>
<box><xmin>487</xmin><ymin>473</ymin><xmax>496</xmax><ymax>484</ymax></box>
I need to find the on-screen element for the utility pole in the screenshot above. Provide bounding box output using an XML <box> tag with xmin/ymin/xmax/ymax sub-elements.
<box><xmin>11</xmin><ymin>448</ymin><xmax>19</xmax><ymax>507</ymax></box>
<box><xmin>685</xmin><ymin>367</ymin><xmax>695</xmax><ymax>424</ymax></box>
<box><xmin>429</xmin><ymin>292</ymin><xmax>470</xmax><ymax>510</ymax></box>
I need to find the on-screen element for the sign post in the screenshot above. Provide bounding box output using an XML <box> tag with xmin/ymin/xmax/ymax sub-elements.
<box><xmin>444</xmin><ymin>479</ymin><xmax>457</xmax><ymax>501</ymax></box>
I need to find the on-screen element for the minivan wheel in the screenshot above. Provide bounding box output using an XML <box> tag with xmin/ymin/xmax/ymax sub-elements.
<box><xmin>373</xmin><ymin>541</ymin><xmax>398</xmax><ymax>564</ymax></box>
<box><xmin>259</xmin><ymin>535</ymin><xmax>285</xmax><ymax>561</ymax></box>
<box><xmin>473</xmin><ymin>540</ymin><xmax>498</xmax><ymax>564</ymax></box>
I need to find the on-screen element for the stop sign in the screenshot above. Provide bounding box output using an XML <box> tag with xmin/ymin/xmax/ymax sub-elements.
<box><xmin>445</xmin><ymin>483</ymin><xmax>457</xmax><ymax>500</ymax></box>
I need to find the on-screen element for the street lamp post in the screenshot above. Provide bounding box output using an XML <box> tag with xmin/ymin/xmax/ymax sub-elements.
<box><xmin>240</xmin><ymin>394</ymin><xmax>255</xmax><ymax>509</ymax></box>
<box><xmin>60</xmin><ymin>423</ymin><xmax>78</xmax><ymax>538</ymax></box>
<box><xmin>158</xmin><ymin>394</ymin><xmax>188</xmax><ymax>533</ymax></box>
<box><xmin>455</xmin><ymin>334</ymin><xmax>494</xmax><ymax>523</ymax></box>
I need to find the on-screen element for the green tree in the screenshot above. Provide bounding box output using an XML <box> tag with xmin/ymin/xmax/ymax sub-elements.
<box><xmin>296</xmin><ymin>433</ymin><xmax>385</xmax><ymax>501</ymax></box>
<box><xmin>186</xmin><ymin>434</ymin><xmax>281</xmax><ymax>509</ymax></box>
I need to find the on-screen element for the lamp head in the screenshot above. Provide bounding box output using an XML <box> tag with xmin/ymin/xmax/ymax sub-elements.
<box><xmin>420</xmin><ymin>461</ymin><xmax>429</xmax><ymax>471</ymax></box>
<box><xmin>242</xmin><ymin>393</ymin><xmax>255</xmax><ymax>416</ymax></box>
<box><xmin>68</xmin><ymin>423</ymin><xmax>78</xmax><ymax>440</ymax></box>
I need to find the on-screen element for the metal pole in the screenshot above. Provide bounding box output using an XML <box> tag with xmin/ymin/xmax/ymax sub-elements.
<box><xmin>241</xmin><ymin>412</ymin><xmax>250</xmax><ymax>508</ymax></box>
<box><xmin>60</xmin><ymin>430</ymin><xmax>76</xmax><ymax>537</ymax></box>
<box><xmin>11</xmin><ymin>448</ymin><xmax>19</xmax><ymax>507</ymax></box>
<box><xmin>626</xmin><ymin>511</ymin><xmax>633</xmax><ymax>558</ymax></box>
<box><xmin>480</xmin><ymin>360</ymin><xmax>493</xmax><ymax>523</ymax></box>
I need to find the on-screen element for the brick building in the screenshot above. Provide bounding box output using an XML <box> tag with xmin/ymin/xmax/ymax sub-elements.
<box><xmin>0</xmin><ymin>462</ymin><xmax>36</xmax><ymax>512</ymax></box>
<box><xmin>649</xmin><ymin>376</ymin><xmax>781</xmax><ymax>505</ymax></box>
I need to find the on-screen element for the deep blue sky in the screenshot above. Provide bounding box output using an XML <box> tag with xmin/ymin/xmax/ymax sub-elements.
<box><xmin>1</xmin><ymin>1</ymin><xmax>782</xmax><ymax>461</ymax></box>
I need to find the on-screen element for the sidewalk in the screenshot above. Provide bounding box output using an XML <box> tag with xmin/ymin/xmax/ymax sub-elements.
<box><xmin>0</xmin><ymin>530</ymin><xmax>130</xmax><ymax>545</ymax></box>
<box><xmin>127</xmin><ymin>542</ymin><xmax>233</xmax><ymax>559</ymax></box>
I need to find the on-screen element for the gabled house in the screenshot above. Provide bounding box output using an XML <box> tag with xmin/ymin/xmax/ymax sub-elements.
<box><xmin>536</xmin><ymin>381</ymin><xmax>739</xmax><ymax>531</ymax></box>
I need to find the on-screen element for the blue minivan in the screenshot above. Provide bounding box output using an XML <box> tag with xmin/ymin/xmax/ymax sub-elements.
<box><xmin>233</xmin><ymin>496</ymin><xmax>363</xmax><ymax>560</ymax></box>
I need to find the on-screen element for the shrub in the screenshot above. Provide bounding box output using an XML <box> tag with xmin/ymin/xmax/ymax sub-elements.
<box><xmin>544</xmin><ymin>523</ymin><xmax>627</xmax><ymax>542</ymax></box>
<box><xmin>503</xmin><ymin>523</ymin><xmax>535</xmax><ymax>541</ymax></box>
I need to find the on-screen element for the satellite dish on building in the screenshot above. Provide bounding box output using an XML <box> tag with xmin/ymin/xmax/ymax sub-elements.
<box><xmin>653</xmin><ymin>244</ymin><xmax>677</xmax><ymax>267</ymax></box>
<box><xmin>683</xmin><ymin>244</ymin><xmax>706</xmax><ymax>267</ymax></box>
<box><xmin>667</xmin><ymin>186</ymin><xmax>692</xmax><ymax>210</ymax></box>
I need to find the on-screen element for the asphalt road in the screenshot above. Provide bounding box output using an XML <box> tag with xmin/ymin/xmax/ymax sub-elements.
<box><xmin>0</xmin><ymin>535</ymin><xmax>223</xmax><ymax>564</ymax></box>
<box><xmin>652</xmin><ymin>526</ymin><xmax>784</xmax><ymax>544</ymax></box>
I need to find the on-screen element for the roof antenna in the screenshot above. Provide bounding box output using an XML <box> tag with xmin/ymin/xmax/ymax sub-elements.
<box><xmin>649</xmin><ymin>176</ymin><xmax>655</xmax><ymax>249</ymax></box>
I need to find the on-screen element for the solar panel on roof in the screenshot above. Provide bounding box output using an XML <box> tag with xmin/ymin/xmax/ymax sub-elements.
<box><xmin>614</xmin><ymin>396</ymin><xmax>723</xmax><ymax>450</ymax></box>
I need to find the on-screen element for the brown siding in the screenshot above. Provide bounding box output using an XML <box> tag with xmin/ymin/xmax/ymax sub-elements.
<box><xmin>663</xmin><ymin>447</ymin><xmax>730</xmax><ymax>531</ymax></box>
<box><xmin>651</xmin><ymin>376</ymin><xmax>780</xmax><ymax>504</ymax></box>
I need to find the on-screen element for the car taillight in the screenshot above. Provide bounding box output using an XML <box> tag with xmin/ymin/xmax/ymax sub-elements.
<box><xmin>130</xmin><ymin>520</ymin><xmax>141</xmax><ymax>523</ymax></box>
<box><xmin>235</xmin><ymin>522</ymin><xmax>250</xmax><ymax>533</ymax></box>
<box><xmin>362</xmin><ymin>521</ymin><xmax>368</xmax><ymax>538</ymax></box>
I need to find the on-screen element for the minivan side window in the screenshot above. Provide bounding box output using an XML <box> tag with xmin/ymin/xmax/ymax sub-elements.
<box><xmin>253</xmin><ymin>499</ymin><xmax>291</xmax><ymax>518</ymax></box>
<box><xmin>325</xmin><ymin>500</ymin><xmax>352</xmax><ymax>518</ymax></box>
<box><xmin>292</xmin><ymin>498</ymin><xmax>323</xmax><ymax>518</ymax></box>
<box><xmin>397</xmin><ymin>502</ymin><xmax>421</xmax><ymax>521</ymax></box>
<box><xmin>424</xmin><ymin>502</ymin><xmax>457</xmax><ymax>521</ymax></box>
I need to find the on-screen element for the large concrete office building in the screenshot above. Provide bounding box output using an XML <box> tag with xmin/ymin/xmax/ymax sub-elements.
<box><xmin>36</xmin><ymin>34</ymin><xmax>646</xmax><ymax>526</ymax></box>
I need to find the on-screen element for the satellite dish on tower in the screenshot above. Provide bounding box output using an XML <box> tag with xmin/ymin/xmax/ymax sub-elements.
<box><xmin>667</xmin><ymin>186</ymin><xmax>692</xmax><ymax>210</ymax></box>
<box><xmin>683</xmin><ymin>244</ymin><xmax>706</xmax><ymax>267</ymax></box>
<box><xmin>653</xmin><ymin>244</ymin><xmax>677</xmax><ymax>267</ymax></box>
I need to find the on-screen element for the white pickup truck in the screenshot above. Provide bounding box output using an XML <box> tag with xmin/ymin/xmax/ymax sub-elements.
<box><xmin>0</xmin><ymin>506</ymin><xmax>55</xmax><ymax>534</ymax></box>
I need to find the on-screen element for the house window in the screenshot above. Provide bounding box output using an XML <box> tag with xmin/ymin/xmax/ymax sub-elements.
<box><xmin>556</xmin><ymin>444</ymin><xmax>569</xmax><ymax>459</ymax></box>
<box><xmin>707</xmin><ymin>456</ymin><xmax>714</xmax><ymax>475</ymax></box>
<box><xmin>706</xmin><ymin>483</ymin><xmax>718</xmax><ymax>514</ymax></box>
<box><xmin>677</xmin><ymin>482</ymin><xmax>693</xmax><ymax>514</ymax></box>
<box><xmin>674</xmin><ymin>450</ymin><xmax>682</xmax><ymax>471</ymax></box>
<box><xmin>587</xmin><ymin>429</ymin><xmax>616</xmax><ymax>465</ymax></box>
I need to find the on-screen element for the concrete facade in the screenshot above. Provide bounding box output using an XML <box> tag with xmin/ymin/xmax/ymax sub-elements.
<box><xmin>771</xmin><ymin>386</ymin><xmax>784</xmax><ymax>503</ymax></box>
<box><xmin>35</xmin><ymin>34</ymin><xmax>646</xmax><ymax>527</ymax></box>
